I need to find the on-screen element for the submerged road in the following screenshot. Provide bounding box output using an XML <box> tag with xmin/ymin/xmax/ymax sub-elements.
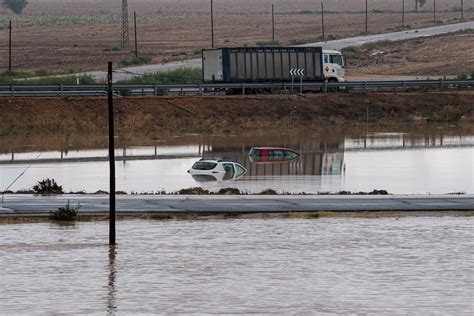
<box><xmin>0</xmin><ymin>194</ymin><xmax>472</xmax><ymax>215</ymax></box>
<box><xmin>80</xmin><ymin>21</ymin><xmax>473</xmax><ymax>82</ymax></box>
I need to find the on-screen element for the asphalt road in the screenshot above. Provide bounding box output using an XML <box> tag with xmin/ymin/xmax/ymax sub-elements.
<box><xmin>81</xmin><ymin>21</ymin><xmax>473</xmax><ymax>82</ymax></box>
<box><xmin>1</xmin><ymin>194</ymin><xmax>472</xmax><ymax>215</ymax></box>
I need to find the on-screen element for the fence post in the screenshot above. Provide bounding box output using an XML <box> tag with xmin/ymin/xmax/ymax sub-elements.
<box><xmin>364</xmin><ymin>81</ymin><xmax>368</xmax><ymax>91</ymax></box>
<box><xmin>199</xmin><ymin>84</ymin><xmax>203</xmax><ymax>95</ymax></box>
<box><xmin>323</xmin><ymin>81</ymin><xmax>327</xmax><ymax>93</ymax></box>
<box><xmin>60</xmin><ymin>84</ymin><xmax>64</xmax><ymax>96</ymax></box>
<box><xmin>10</xmin><ymin>84</ymin><xmax>14</xmax><ymax>96</ymax></box>
<box><xmin>402</xmin><ymin>81</ymin><xmax>406</xmax><ymax>90</ymax></box>
<box><xmin>154</xmin><ymin>85</ymin><xmax>158</xmax><ymax>96</ymax></box>
<box><xmin>440</xmin><ymin>78</ymin><xmax>443</xmax><ymax>89</ymax></box>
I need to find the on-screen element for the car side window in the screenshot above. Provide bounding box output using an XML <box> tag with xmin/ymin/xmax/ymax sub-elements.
<box><xmin>223</xmin><ymin>163</ymin><xmax>235</xmax><ymax>180</ymax></box>
<box><xmin>235</xmin><ymin>165</ymin><xmax>246</xmax><ymax>177</ymax></box>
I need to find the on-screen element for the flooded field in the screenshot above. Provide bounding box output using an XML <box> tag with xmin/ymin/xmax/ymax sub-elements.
<box><xmin>1</xmin><ymin>125</ymin><xmax>473</xmax><ymax>194</ymax></box>
<box><xmin>1</xmin><ymin>217</ymin><xmax>473</xmax><ymax>314</ymax></box>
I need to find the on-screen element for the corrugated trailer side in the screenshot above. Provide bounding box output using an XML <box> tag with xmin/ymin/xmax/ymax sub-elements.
<box><xmin>203</xmin><ymin>47</ymin><xmax>323</xmax><ymax>83</ymax></box>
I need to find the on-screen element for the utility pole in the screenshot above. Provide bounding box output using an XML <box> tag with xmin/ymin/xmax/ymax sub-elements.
<box><xmin>402</xmin><ymin>0</ymin><xmax>405</xmax><ymax>27</ymax></box>
<box><xmin>461</xmin><ymin>0</ymin><xmax>464</xmax><ymax>20</ymax></box>
<box><xmin>415</xmin><ymin>0</ymin><xmax>418</xmax><ymax>12</ymax></box>
<box><xmin>107</xmin><ymin>61</ymin><xmax>116</xmax><ymax>246</ymax></box>
<box><xmin>272</xmin><ymin>4</ymin><xmax>275</xmax><ymax>42</ymax></box>
<box><xmin>321</xmin><ymin>2</ymin><xmax>325</xmax><ymax>41</ymax></box>
<box><xmin>433</xmin><ymin>0</ymin><xmax>436</xmax><ymax>22</ymax></box>
<box><xmin>134</xmin><ymin>11</ymin><xmax>138</xmax><ymax>58</ymax></box>
<box><xmin>8</xmin><ymin>20</ymin><xmax>12</xmax><ymax>72</ymax></box>
<box><xmin>121</xmin><ymin>0</ymin><xmax>129</xmax><ymax>48</ymax></box>
<box><xmin>210</xmin><ymin>0</ymin><xmax>214</xmax><ymax>48</ymax></box>
<box><xmin>365</xmin><ymin>0</ymin><xmax>368</xmax><ymax>34</ymax></box>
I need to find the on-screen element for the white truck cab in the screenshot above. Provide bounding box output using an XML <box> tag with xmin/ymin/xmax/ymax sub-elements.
<box><xmin>323</xmin><ymin>50</ymin><xmax>345</xmax><ymax>82</ymax></box>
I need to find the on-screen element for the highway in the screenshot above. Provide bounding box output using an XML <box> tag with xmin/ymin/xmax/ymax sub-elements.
<box><xmin>0</xmin><ymin>194</ymin><xmax>472</xmax><ymax>215</ymax></box>
<box><xmin>80</xmin><ymin>21</ymin><xmax>473</xmax><ymax>82</ymax></box>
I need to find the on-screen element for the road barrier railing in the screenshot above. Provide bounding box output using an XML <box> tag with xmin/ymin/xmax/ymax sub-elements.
<box><xmin>0</xmin><ymin>80</ymin><xmax>472</xmax><ymax>96</ymax></box>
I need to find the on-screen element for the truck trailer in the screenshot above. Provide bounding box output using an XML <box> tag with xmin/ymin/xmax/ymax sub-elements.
<box><xmin>202</xmin><ymin>47</ymin><xmax>345</xmax><ymax>84</ymax></box>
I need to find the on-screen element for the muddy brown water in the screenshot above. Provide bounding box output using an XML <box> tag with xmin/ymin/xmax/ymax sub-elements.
<box><xmin>0</xmin><ymin>217</ymin><xmax>473</xmax><ymax>314</ymax></box>
<box><xmin>0</xmin><ymin>125</ymin><xmax>473</xmax><ymax>194</ymax></box>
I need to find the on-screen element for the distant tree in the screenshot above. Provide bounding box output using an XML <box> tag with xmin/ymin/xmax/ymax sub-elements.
<box><xmin>3</xmin><ymin>0</ymin><xmax>28</xmax><ymax>14</ymax></box>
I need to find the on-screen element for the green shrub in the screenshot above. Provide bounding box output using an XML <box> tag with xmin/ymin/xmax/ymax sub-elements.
<box><xmin>258</xmin><ymin>188</ymin><xmax>278</xmax><ymax>195</ymax></box>
<box><xmin>0</xmin><ymin>74</ymin><xmax>97</xmax><ymax>85</ymax></box>
<box><xmin>104</xmin><ymin>47</ymin><xmax>120</xmax><ymax>52</ymax></box>
<box><xmin>116</xmin><ymin>67</ymin><xmax>202</xmax><ymax>84</ymax></box>
<box><xmin>119</xmin><ymin>54</ymin><xmax>152</xmax><ymax>67</ymax></box>
<box><xmin>178</xmin><ymin>187</ymin><xmax>209</xmax><ymax>195</ymax></box>
<box><xmin>33</xmin><ymin>178</ymin><xmax>63</xmax><ymax>194</ymax></box>
<box><xmin>341</xmin><ymin>46</ymin><xmax>361</xmax><ymax>60</ymax></box>
<box><xmin>256</xmin><ymin>40</ymin><xmax>280</xmax><ymax>47</ymax></box>
<box><xmin>49</xmin><ymin>200</ymin><xmax>80</xmax><ymax>221</ymax></box>
<box><xmin>217</xmin><ymin>188</ymin><xmax>241</xmax><ymax>195</ymax></box>
<box><xmin>288</xmin><ymin>39</ymin><xmax>307</xmax><ymax>45</ymax></box>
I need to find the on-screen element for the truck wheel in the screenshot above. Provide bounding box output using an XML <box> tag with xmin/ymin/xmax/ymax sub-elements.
<box><xmin>328</xmin><ymin>78</ymin><xmax>339</xmax><ymax>92</ymax></box>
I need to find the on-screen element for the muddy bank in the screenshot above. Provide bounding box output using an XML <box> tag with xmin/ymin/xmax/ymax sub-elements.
<box><xmin>1</xmin><ymin>210</ymin><xmax>473</xmax><ymax>224</ymax></box>
<box><xmin>1</xmin><ymin>92</ymin><xmax>473</xmax><ymax>135</ymax></box>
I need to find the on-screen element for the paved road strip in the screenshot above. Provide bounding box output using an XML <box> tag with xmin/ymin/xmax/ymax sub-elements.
<box><xmin>1</xmin><ymin>195</ymin><xmax>472</xmax><ymax>214</ymax></box>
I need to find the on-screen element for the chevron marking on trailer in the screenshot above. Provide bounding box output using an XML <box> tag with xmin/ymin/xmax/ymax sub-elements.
<box><xmin>290</xmin><ymin>68</ymin><xmax>304</xmax><ymax>77</ymax></box>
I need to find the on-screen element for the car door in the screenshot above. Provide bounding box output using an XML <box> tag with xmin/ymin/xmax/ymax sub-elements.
<box><xmin>222</xmin><ymin>163</ymin><xmax>235</xmax><ymax>180</ymax></box>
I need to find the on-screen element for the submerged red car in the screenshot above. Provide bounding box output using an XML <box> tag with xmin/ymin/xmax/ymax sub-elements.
<box><xmin>248</xmin><ymin>147</ymin><xmax>300</xmax><ymax>163</ymax></box>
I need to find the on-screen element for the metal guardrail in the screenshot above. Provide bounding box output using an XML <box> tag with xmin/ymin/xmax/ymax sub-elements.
<box><xmin>0</xmin><ymin>80</ymin><xmax>473</xmax><ymax>96</ymax></box>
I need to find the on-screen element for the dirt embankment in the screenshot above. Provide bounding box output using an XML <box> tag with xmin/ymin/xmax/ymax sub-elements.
<box><xmin>1</xmin><ymin>92</ymin><xmax>473</xmax><ymax>135</ymax></box>
<box><xmin>346</xmin><ymin>30</ymin><xmax>474</xmax><ymax>78</ymax></box>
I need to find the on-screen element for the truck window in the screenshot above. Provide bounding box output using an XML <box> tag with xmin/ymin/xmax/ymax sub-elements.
<box><xmin>330</xmin><ymin>55</ymin><xmax>343</xmax><ymax>66</ymax></box>
<box><xmin>324</xmin><ymin>55</ymin><xmax>329</xmax><ymax>64</ymax></box>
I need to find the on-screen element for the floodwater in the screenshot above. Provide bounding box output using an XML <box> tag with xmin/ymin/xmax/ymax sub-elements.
<box><xmin>0</xmin><ymin>125</ymin><xmax>473</xmax><ymax>194</ymax></box>
<box><xmin>1</xmin><ymin>217</ymin><xmax>473</xmax><ymax>314</ymax></box>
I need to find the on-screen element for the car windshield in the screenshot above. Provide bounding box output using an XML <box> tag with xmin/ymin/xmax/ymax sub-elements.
<box><xmin>192</xmin><ymin>161</ymin><xmax>217</xmax><ymax>170</ymax></box>
<box><xmin>249</xmin><ymin>148</ymin><xmax>261</xmax><ymax>156</ymax></box>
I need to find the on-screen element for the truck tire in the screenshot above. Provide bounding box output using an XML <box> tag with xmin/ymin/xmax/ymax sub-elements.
<box><xmin>328</xmin><ymin>78</ymin><xmax>339</xmax><ymax>92</ymax></box>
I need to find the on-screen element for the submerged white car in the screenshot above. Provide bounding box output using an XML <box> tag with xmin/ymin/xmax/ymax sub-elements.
<box><xmin>188</xmin><ymin>159</ymin><xmax>247</xmax><ymax>182</ymax></box>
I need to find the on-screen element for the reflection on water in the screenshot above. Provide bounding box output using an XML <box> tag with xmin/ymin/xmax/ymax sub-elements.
<box><xmin>0</xmin><ymin>126</ymin><xmax>473</xmax><ymax>194</ymax></box>
<box><xmin>107</xmin><ymin>245</ymin><xmax>117</xmax><ymax>315</ymax></box>
<box><xmin>1</xmin><ymin>217</ymin><xmax>473</xmax><ymax>314</ymax></box>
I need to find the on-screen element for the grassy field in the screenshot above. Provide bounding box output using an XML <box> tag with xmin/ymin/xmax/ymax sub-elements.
<box><xmin>0</xmin><ymin>0</ymin><xmax>472</xmax><ymax>75</ymax></box>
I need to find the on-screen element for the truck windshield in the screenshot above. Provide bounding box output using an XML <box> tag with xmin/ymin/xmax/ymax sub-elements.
<box><xmin>330</xmin><ymin>54</ymin><xmax>343</xmax><ymax>66</ymax></box>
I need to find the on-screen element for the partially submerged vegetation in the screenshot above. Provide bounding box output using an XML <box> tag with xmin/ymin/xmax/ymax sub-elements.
<box><xmin>49</xmin><ymin>200</ymin><xmax>81</xmax><ymax>221</ymax></box>
<box><xmin>33</xmin><ymin>178</ymin><xmax>63</xmax><ymax>195</ymax></box>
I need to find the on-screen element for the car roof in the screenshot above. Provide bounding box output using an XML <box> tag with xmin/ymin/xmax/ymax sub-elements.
<box><xmin>196</xmin><ymin>159</ymin><xmax>237</xmax><ymax>163</ymax></box>
<box><xmin>250</xmin><ymin>147</ymin><xmax>297</xmax><ymax>151</ymax></box>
